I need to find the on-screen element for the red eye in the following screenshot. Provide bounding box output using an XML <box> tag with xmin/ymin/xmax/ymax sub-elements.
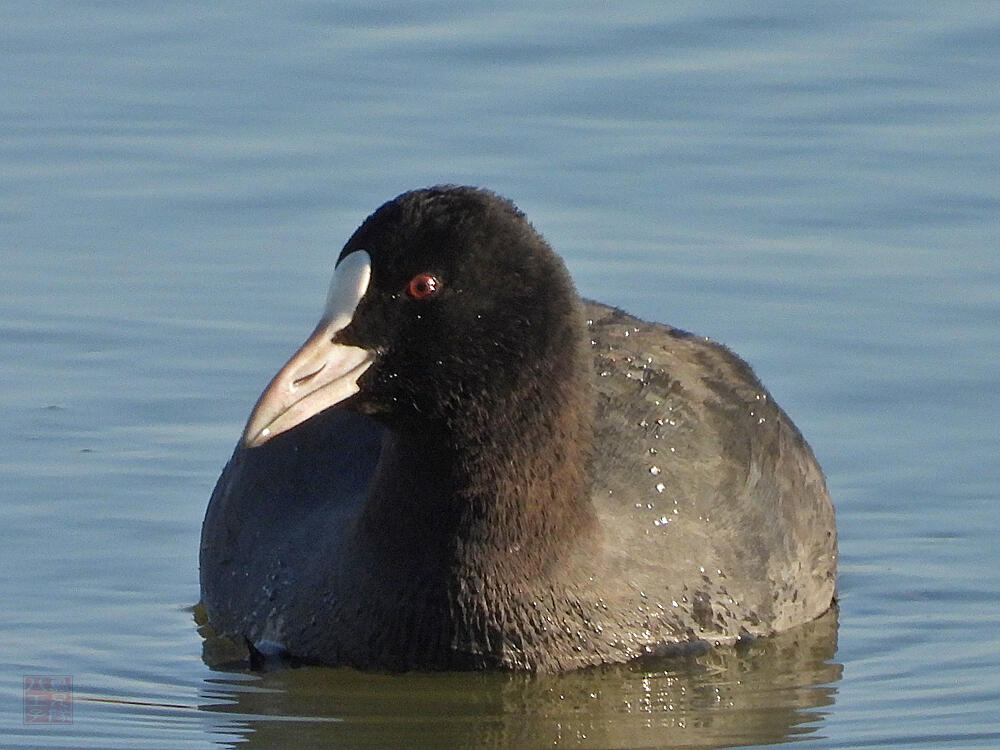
<box><xmin>406</xmin><ymin>272</ymin><xmax>441</xmax><ymax>300</ymax></box>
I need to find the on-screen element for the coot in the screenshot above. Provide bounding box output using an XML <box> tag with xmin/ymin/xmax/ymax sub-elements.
<box><xmin>200</xmin><ymin>186</ymin><xmax>836</xmax><ymax>672</ymax></box>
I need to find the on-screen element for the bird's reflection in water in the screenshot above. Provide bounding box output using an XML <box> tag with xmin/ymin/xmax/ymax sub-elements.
<box><xmin>196</xmin><ymin>604</ymin><xmax>840</xmax><ymax>749</ymax></box>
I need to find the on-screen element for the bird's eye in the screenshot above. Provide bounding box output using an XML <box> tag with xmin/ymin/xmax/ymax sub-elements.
<box><xmin>405</xmin><ymin>272</ymin><xmax>442</xmax><ymax>300</ymax></box>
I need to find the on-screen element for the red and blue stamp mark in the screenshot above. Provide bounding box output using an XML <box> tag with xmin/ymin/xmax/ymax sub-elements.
<box><xmin>23</xmin><ymin>675</ymin><xmax>73</xmax><ymax>724</ymax></box>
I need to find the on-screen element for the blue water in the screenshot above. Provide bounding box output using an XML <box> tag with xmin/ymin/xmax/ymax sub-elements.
<box><xmin>2</xmin><ymin>1</ymin><xmax>998</xmax><ymax>748</ymax></box>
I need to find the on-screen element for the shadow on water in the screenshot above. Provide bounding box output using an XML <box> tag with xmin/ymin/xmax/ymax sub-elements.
<box><xmin>195</xmin><ymin>606</ymin><xmax>841</xmax><ymax>749</ymax></box>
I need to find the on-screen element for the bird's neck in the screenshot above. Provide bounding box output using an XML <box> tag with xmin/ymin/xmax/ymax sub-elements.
<box><xmin>352</xmin><ymin>356</ymin><xmax>597</xmax><ymax>585</ymax></box>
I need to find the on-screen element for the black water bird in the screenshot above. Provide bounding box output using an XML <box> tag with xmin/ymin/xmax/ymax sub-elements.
<box><xmin>200</xmin><ymin>186</ymin><xmax>836</xmax><ymax>671</ymax></box>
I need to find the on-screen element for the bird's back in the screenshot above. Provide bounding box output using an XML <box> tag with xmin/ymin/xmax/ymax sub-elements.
<box><xmin>581</xmin><ymin>301</ymin><xmax>836</xmax><ymax>651</ymax></box>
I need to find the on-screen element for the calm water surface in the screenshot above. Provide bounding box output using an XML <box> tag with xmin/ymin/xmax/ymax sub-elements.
<box><xmin>2</xmin><ymin>2</ymin><xmax>998</xmax><ymax>748</ymax></box>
